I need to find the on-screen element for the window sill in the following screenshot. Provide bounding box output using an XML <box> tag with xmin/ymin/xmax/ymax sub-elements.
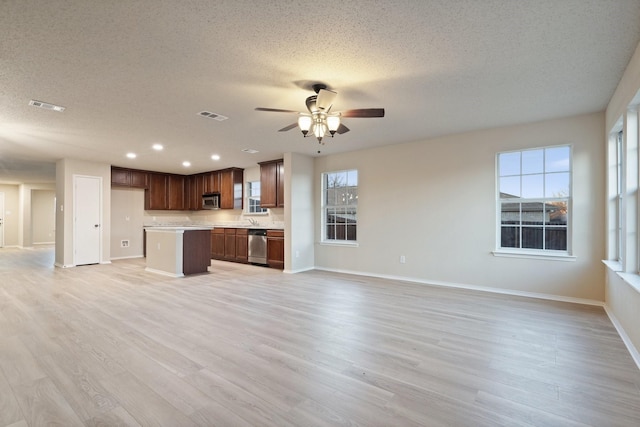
<box><xmin>492</xmin><ymin>249</ymin><xmax>576</xmax><ymax>262</ymax></box>
<box><xmin>602</xmin><ymin>260</ymin><xmax>640</xmax><ymax>295</ymax></box>
<box><xmin>320</xmin><ymin>240</ymin><xmax>359</xmax><ymax>248</ymax></box>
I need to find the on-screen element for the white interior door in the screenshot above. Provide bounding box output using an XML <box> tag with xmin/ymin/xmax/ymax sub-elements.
<box><xmin>0</xmin><ymin>192</ymin><xmax>4</xmax><ymax>247</ymax></box>
<box><xmin>74</xmin><ymin>175</ymin><xmax>101</xmax><ymax>265</ymax></box>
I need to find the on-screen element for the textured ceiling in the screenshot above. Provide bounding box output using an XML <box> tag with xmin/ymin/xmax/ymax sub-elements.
<box><xmin>1</xmin><ymin>0</ymin><xmax>640</xmax><ymax>184</ymax></box>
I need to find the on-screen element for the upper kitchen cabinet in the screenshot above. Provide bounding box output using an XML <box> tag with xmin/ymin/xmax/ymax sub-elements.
<box><xmin>145</xmin><ymin>173</ymin><xmax>168</xmax><ymax>210</ymax></box>
<box><xmin>219</xmin><ymin>168</ymin><xmax>243</xmax><ymax>209</ymax></box>
<box><xmin>204</xmin><ymin>171</ymin><xmax>220</xmax><ymax>194</ymax></box>
<box><xmin>167</xmin><ymin>174</ymin><xmax>186</xmax><ymax>210</ymax></box>
<box><xmin>111</xmin><ymin>167</ymin><xmax>149</xmax><ymax>189</ymax></box>
<box><xmin>259</xmin><ymin>159</ymin><xmax>284</xmax><ymax>208</ymax></box>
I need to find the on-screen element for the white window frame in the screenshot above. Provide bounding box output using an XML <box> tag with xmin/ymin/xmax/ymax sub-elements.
<box><xmin>246</xmin><ymin>181</ymin><xmax>268</xmax><ymax>215</ymax></box>
<box><xmin>494</xmin><ymin>145</ymin><xmax>574</xmax><ymax>261</ymax></box>
<box><xmin>321</xmin><ymin>169</ymin><xmax>358</xmax><ymax>245</ymax></box>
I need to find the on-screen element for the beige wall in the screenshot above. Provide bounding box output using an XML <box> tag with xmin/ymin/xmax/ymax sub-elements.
<box><xmin>31</xmin><ymin>189</ymin><xmax>56</xmax><ymax>244</ymax></box>
<box><xmin>285</xmin><ymin>152</ymin><xmax>314</xmax><ymax>273</ymax></box>
<box><xmin>313</xmin><ymin>112</ymin><xmax>605</xmax><ymax>302</ymax></box>
<box><xmin>111</xmin><ymin>188</ymin><xmax>145</xmax><ymax>259</ymax></box>
<box><xmin>604</xmin><ymin>40</ymin><xmax>640</xmax><ymax>362</ymax></box>
<box><xmin>0</xmin><ymin>184</ymin><xmax>19</xmax><ymax>246</ymax></box>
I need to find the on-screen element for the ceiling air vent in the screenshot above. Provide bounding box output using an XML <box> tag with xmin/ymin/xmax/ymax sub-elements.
<box><xmin>29</xmin><ymin>99</ymin><xmax>65</xmax><ymax>112</ymax></box>
<box><xmin>242</xmin><ymin>148</ymin><xmax>259</xmax><ymax>154</ymax></box>
<box><xmin>198</xmin><ymin>111</ymin><xmax>228</xmax><ymax>121</ymax></box>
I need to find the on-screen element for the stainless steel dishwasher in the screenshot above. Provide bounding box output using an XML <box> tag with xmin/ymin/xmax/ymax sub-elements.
<box><xmin>248</xmin><ymin>229</ymin><xmax>267</xmax><ymax>265</ymax></box>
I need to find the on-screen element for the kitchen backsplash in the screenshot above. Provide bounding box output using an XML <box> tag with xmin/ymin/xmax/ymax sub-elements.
<box><xmin>143</xmin><ymin>208</ymin><xmax>284</xmax><ymax>228</ymax></box>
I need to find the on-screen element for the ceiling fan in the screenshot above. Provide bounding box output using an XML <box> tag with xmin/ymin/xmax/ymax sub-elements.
<box><xmin>255</xmin><ymin>83</ymin><xmax>385</xmax><ymax>144</ymax></box>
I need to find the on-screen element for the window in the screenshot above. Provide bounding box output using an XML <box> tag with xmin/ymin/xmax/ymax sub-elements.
<box><xmin>322</xmin><ymin>169</ymin><xmax>358</xmax><ymax>242</ymax></box>
<box><xmin>247</xmin><ymin>181</ymin><xmax>267</xmax><ymax>214</ymax></box>
<box><xmin>498</xmin><ymin>146</ymin><xmax>571</xmax><ymax>252</ymax></box>
<box><xmin>616</xmin><ymin>130</ymin><xmax>624</xmax><ymax>262</ymax></box>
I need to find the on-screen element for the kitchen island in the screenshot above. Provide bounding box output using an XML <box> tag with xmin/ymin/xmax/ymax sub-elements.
<box><xmin>145</xmin><ymin>226</ymin><xmax>212</xmax><ymax>277</ymax></box>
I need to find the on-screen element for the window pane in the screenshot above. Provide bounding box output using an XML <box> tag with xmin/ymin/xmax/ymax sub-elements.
<box><xmin>500</xmin><ymin>176</ymin><xmax>520</xmax><ymax>197</ymax></box>
<box><xmin>546</xmin><ymin>201</ymin><xmax>567</xmax><ymax>225</ymax></box>
<box><xmin>346</xmin><ymin>225</ymin><xmax>357</xmax><ymax>241</ymax></box>
<box><xmin>347</xmin><ymin>170</ymin><xmax>358</xmax><ymax>187</ymax></box>
<box><xmin>501</xmin><ymin>202</ymin><xmax>520</xmax><ymax>225</ymax></box>
<box><xmin>346</xmin><ymin>187</ymin><xmax>358</xmax><ymax>205</ymax></box>
<box><xmin>499</xmin><ymin>152</ymin><xmax>520</xmax><ymax>176</ymax></box>
<box><xmin>325</xmin><ymin>187</ymin><xmax>337</xmax><ymax>206</ymax></box>
<box><xmin>522</xmin><ymin>227</ymin><xmax>543</xmax><ymax>249</ymax></box>
<box><xmin>545</xmin><ymin>146</ymin><xmax>570</xmax><ymax>172</ymax></box>
<box><xmin>545</xmin><ymin>228</ymin><xmax>567</xmax><ymax>250</ymax></box>
<box><xmin>522</xmin><ymin>202</ymin><xmax>544</xmax><ymax>225</ymax></box>
<box><xmin>501</xmin><ymin>226</ymin><xmax>520</xmax><ymax>248</ymax></box>
<box><xmin>522</xmin><ymin>174</ymin><xmax>543</xmax><ymax>198</ymax></box>
<box><xmin>326</xmin><ymin>224</ymin><xmax>336</xmax><ymax>240</ymax></box>
<box><xmin>545</xmin><ymin>172</ymin><xmax>569</xmax><ymax>198</ymax></box>
<box><xmin>522</xmin><ymin>149</ymin><xmax>543</xmax><ymax>175</ymax></box>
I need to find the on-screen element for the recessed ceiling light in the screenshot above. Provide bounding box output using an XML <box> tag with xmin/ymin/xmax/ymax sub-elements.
<box><xmin>211</xmin><ymin>154</ymin><xmax>220</xmax><ymax>160</ymax></box>
<box><xmin>152</xmin><ymin>144</ymin><xmax>163</xmax><ymax>151</ymax></box>
<box><xmin>182</xmin><ymin>161</ymin><xmax>191</xmax><ymax>167</ymax></box>
<box><xmin>126</xmin><ymin>153</ymin><xmax>136</xmax><ymax>159</ymax></box>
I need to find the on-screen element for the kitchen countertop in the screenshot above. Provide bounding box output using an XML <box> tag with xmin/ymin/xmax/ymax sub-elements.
<box><xmin>144</xmin><ymin>224</ymin><xmax>284</xmax><ymax>230</ymax></box>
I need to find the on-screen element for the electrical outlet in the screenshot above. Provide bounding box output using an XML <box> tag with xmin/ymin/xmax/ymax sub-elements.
<box><xmin>296</xmin><ymin>250</ymin><xmax>300</xmax><ymax>258</ymax></box>
<box><xmin>121</xmin><ymin>240</ymin><xmax>130</xmax><ymax>248</ymax></box>
<box><xmin>400</xmin><ymin>255</ymin><xmax>406</xmax><ymax>264</ymax></box>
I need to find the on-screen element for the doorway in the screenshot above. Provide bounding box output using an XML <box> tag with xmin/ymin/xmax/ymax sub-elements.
<box><xmin>73</xmin><ymin>175</ymin><xmax>101</xmax><ymax>265</ymax></box>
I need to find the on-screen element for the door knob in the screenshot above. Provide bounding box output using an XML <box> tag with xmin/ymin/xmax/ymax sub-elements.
<box><xmin>94</xmin><ymin>224</ymin><xmax>99</xmax><ymax>228</ymax></box>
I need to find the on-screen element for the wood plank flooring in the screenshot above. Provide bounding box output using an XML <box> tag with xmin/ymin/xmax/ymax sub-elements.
<box><xmin>1</xmin><ymin>246</ymin><xmax>640</xmax><ymax>426</ymax></box>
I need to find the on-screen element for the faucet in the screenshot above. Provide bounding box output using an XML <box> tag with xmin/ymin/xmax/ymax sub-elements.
<box><xmin>247</xmin><ymin>218</ymin><xmax>260</xmax><ymax>226</ymax></box>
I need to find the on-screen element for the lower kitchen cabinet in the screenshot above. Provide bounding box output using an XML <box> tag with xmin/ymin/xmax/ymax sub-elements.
<box><xmin>235</xmin><ymin>228</ymin><xmax>248</xmax><ymax>263</ymax></box>
<box><xmin>224</xmin><ymin>228</ymin><xmax>237</xmax><ymax>260</ymax></box>
<box><xmin>211</xmin><ymin>228</ymin><xmax>225</xmax><ymax>260</ymax></box>
<box><xmin>266</xmin><ymin>229</ymin><xmax>284</xmax><ymax>269</ymax></box>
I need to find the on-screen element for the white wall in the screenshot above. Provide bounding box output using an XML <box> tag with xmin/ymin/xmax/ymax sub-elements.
<box><xmin>314</xmin><ymin>112</ymin><xmax>605</xmax><ymax>301</ymax></box>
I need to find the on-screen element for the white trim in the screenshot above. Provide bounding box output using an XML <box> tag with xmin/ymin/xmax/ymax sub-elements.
<box><xmin>312</xmin><ymin>266</ymin><xmax>604</xmax><ymax>307</ymax></box>
<box><xmin>603</xmin><ymin>305</ymin><xmax>640</xmax><ymax>370</ymax></box>
<box><xmin>319</xmin><ymin>241</ymin><xmax>359</xmax><ymax>248</ymax></box>
<box><xmin>54</xmin><ymin>262</ymin><xmax>74</xmax><ymax>268</ymax></box>
<box><xmin>284</xmin><ymin>266</ymin><xmax>315</xmax><ymax>274</ymax></box>
<box><xmin>144</xmin><ymin>267</ymin><xmax>184</xmax><ymax>278</ymax></box>
<box><xmin>492</xmin><ymin>250</ymin><xmax>576</xmax><ymax>261</ymax></box>
<box><xmin>110</xmin><ymin>255</ymin><xmax>144</xmax><ymax>261</ymax></box>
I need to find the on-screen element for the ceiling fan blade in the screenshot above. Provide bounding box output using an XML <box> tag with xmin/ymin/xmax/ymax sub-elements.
<box><xmin>340</xmin><ymin>108</ymin><xmax>385</xmax><ymax>118</ymax></box>
<box><xmin>336</xmin><ymin>123</ymin><xmax>350</xmax><ymax>134</ymax></box>
<box><xmin>316</xmin><ymin>89</ymin><xmax>337</xmax><ymax>111</ymax></box>
<box><xmin>255</xmin><ymin>107</ymin><xmax>299</xmax><ymax>113</ymax></box>
<box><xmin>278</xmin><ymin>123</ymin><xmax>299</xmax><ymax>132</ymax></box>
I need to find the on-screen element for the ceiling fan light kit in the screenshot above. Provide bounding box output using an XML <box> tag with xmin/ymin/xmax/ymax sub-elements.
<box><xmin>256</xmin><ymin>83</ymin><xmax>385</xmax><ymax>146</ymax></box>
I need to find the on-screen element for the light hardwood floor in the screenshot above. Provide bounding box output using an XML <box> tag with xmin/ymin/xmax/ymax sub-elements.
<box><xmin>1</xmin><ymin>246</ymin><xmax>639</xmax><ymax>426</ymax></box>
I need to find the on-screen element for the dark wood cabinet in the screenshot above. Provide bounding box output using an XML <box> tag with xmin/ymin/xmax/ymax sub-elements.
<box><xmin>224</xmin><ymin>228</ymin><xmax>237</xmax><ymax>260</ymax></box>
<box><xmin>267</xmin><ymin>229</ymin><xmax>285</xmax><ymax>269</ymax></box>
<box><xmin>111</xmin><ymin>167</ymin><xmax>148</xmax><ymax>189</ymax></box>
<box><xmin>204</xmin><ymin>171</ymin><xmax>220</xmax><ymax>194</ymax></box>
<box><xmin>114</xmin><ymin>166</ymin><xmax>242</xmax><ymax>211</ymax></box>
<box><xmin>145</xmin><ymin>173</ymin><xmax>168</xmax><ymax>210</ymax></box>
<box><xmin>211</xmin><ymin>228</ymin><xmax>225</xmax><ymax>259</ymax></box>
<box><xmin>259</xmin><ymin>159</ymin><xmax>284</xmax><ymax>208</ymax></box>
<box><xmin>168</xmin><ymin>175</ymin><xmax>185</xmax><ymax>210</ymax></box>
<box><xmin>219</xmin><ymin>168</ymin><xmax>243</xmax><ymax>210</ymax></box>
<box><xmin>182</xmin><ymin>229</ymin><xmax>211</xmax><ymax>275</ymax></box>
<box><xmin>235</xmin><ymin>228</ymin><xmax>248</xmax><ymax>263</ymax></box>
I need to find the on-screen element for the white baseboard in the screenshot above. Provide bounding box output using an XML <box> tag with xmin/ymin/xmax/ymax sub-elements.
<box><xmin>144</xmin><ymin>267</ymin><xmax>183</xmax><ymax>278</ymax></box>
<box><xmin>54</xmin><ymin>262</ymin><xmax>74</xmax><ymax>268</ymax></box>
<box><xmin>313</xmin><ymin>266</ymin><xmax>604</xmax><ymax>307</ymax></box>
<box><xmin>284</xmin><ymin>266</ymin><xmax>315</xmax><ymax>274</ymax></box>
<box><xmin>110</xmin><ymin>255</ymin><xmax>144</xmax><ymax>261</ymax></box>
<box><xmin>603</xmin><ymin>305</ymin><xmax>640</xmax><ymax>370</ymax></box>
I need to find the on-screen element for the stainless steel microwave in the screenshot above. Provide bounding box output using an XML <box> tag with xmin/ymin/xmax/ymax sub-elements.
<box><xmin>202</xmin><ymin>193</ymin><xmax>220</xmax><ymax>209</ymax></box>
